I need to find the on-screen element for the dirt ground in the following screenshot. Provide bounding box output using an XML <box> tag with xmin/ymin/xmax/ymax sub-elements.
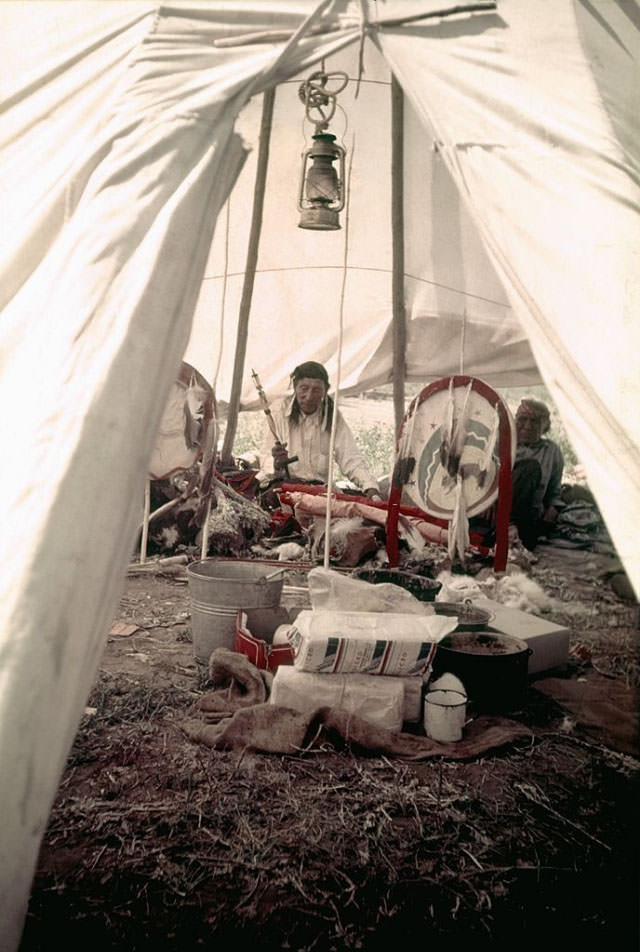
<box><xmin>18</xmin><ymin>546</ymin><xmax>640</xmax><ymax>951</ymax></box>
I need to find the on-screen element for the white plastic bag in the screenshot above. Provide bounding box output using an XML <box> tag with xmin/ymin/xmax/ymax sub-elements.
<box><xmin>307</xmin><ymin>567</ymin><xmax>431</xmax><ymax>615</ymax></box>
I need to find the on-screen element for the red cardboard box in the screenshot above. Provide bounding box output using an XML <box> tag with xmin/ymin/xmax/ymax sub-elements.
<box><xmin>235</xmin><ymin>608</ymin><xmax>295</xmax><ymax>672</ymax></box>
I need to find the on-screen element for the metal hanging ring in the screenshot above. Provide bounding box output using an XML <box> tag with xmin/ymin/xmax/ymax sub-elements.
<box><xmin>298</xmin><ymin>70</ymin><xmax>349</xmax><ymax>131</ymax></box>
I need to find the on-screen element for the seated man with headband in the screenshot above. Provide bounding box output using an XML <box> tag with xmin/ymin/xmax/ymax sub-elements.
<box><xmin>256</xmin><ymin>361</ymin><xmax>381</xmax><ymax>500</ymax></box>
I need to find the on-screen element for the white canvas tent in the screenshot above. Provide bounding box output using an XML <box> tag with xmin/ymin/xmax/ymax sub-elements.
<box><xmin>0</xmin><ymin>1</ymin><xmax>638</xmax><ymax>946</ymax></box>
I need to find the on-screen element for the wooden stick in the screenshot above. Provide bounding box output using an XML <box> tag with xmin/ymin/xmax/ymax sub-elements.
<box><xmin>139</xmin><ymin>478</ymin><xmax>150</xmax><ymax>564</ymax></box>
<box><xmin>141</xmin><ymin>494</ymin><xmax>183</xmax><ymax>528</ymax></box>
<box><xmin>200</xmin><ymin>496</ymin><xmax>212</xmax><ymax>561</ymax></box>
<box><xmin>212</xmin><ymin>3</ymin><xmax>497</xmax><ymax>46</ymax></box>
<box><xmin>391</xmin><ymin>75</ymin><xmax>406</xmax><ymax>442</ymax></box>
<box><xmin>375</xmin><ymin>2</ymin><xmax>497</xmax><ymax>29</ymax></box>
<box><xmin>220</xmin><ymin>86</ymin><xmax>276</xmax><ymax>465</ymax></box>
<box><xmin>127</xmin><ymin>555</ymin><xmax>188</xmax><ymax>575</ymax></box>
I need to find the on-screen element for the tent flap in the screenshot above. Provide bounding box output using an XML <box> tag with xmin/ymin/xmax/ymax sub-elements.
<box><xmin>0</xmin><ymin>3</ymin><xmax>639</xmax><ymax>947</ymax></box>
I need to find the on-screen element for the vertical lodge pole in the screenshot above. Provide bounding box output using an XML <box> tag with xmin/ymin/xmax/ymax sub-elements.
<box><xmin>391</xmin><ymin>75</ymin><xmax>406</xmax><ymax>440</ymax></box>
<box><xmin>220</xmin><ymin>86</ymin><xmax>276</xmax><ymax>464</ymax></box>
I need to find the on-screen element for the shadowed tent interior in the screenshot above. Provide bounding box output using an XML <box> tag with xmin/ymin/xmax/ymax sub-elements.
<box><xmin>0</xmin><ymin>2</ymin><xmax>638</xmax><ymax>949</ymax></box>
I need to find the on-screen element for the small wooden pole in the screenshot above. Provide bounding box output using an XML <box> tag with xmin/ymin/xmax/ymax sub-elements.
<box><xmin>200</xmin><ymin>497</ymin><xmax>212</xmax><ymax>561</ymax></box>
<box><xmin>391</xmin><ymin>75</ymin><xmax>406</xmax><ymax>441</ymax></box>
<box><xmin>378</xmin><ymin>2</ymin><xmax>496</xmax><ymax>29</ymax></box>
<box><xmin>140</xmin><ymin>478</ymin><xmax>151</xmax><ymax>564</ymax></box>
<box><xmin>220</xmin><ymin>86</ymin><xmax>276</xmax><ymax>464</ymax></box>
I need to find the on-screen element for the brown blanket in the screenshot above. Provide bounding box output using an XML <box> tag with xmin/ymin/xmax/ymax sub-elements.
<box><xmin>182</xmin><ymin>705</ymin><xmax>531</xmax><ymax>760</ymax></box>
<box><xmin>184</xmin><ymin>649</ymin><xmax>531</xmax><ymax>760</ymax></box>
<box><xmin>196</xmin><ymin>647</ymin><xmax>273</xmax><ymax>721</ymax></box>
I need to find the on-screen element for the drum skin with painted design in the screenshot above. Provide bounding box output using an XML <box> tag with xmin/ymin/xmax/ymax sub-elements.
<box><xmin>401</xmin><ymin>381</ymin><xmax>516</xmax><ymax>520</ymax></box>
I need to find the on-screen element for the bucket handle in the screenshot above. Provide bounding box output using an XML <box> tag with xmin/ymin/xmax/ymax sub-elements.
<box><xmin>262</xmin><ymin>568</ymin><xmax>286</xmax><ymax>583</ymax></box>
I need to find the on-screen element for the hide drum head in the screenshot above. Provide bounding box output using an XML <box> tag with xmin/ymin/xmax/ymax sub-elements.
<box><xmin>400</xmin><ymin>383</ymin><xmax>516</xmax><ymax>519</ymax></box>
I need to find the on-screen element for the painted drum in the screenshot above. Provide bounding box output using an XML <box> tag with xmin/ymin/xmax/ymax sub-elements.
<box><xmin>399</xmin><ymin>380</ymin><xmax>516</xmax><ymax>519</ymax></box>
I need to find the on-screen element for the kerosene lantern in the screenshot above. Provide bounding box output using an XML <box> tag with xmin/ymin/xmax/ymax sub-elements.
<box><xmin>297</xmin><ymin>70</ymin><xmax>348</xmax><ymax>231</ymax></box>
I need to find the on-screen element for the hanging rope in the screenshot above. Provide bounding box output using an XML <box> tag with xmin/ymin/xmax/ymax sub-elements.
<box><xmin>323</xmin><ymin>135</ymin><xmax>355</xmax><ymax>570</ymax></box>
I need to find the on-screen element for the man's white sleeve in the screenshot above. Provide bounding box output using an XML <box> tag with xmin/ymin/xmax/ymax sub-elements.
<box><xmin>333</xmin><ymin>413</ymin><xmax>377</xmax><ymax>492</ymax></box>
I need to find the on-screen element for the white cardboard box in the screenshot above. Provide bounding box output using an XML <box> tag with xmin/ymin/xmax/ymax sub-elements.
<box><xmin>474</xmin><ymin>596</ymin><xmax>570</xmax><ymax>675</ymax></box>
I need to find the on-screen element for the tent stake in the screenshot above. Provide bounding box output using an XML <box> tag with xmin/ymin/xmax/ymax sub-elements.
<box><xmin>220</xmin><ymin>87</ymin><xmax>276</xmax><ymax>465</ymax></box>
<box><xmin>391</xmin><ymin>75</ymin><xmax>406</xmax><ymax>440</ymax></box>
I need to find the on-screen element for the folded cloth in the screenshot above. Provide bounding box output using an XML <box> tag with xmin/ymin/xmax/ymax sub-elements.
<box><xmin>182</xmin><ymin>704</ymin><xmax>531</xmax><ymax>761</ymax></box>
<box><xmin>195</xmin><ymin>648</ymin><xmax>273</xmax><ymax>722</ymax></box>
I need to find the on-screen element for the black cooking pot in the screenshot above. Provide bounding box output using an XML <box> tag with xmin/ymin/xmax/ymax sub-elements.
<box><xmin>352</xmin><ymin>568</ymin><xmax>441</xmax><ymax>602</ymax></box>
<box><xmin>432</xmin><ymin>631</ymin><xmax>533</xmax><ymax>713</ymax></box>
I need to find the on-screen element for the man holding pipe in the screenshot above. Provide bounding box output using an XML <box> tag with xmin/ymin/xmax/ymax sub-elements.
<box><xmin>256</xmin><ymin>361</ymin><xmax>381</xmax><ymax>499</ymax></box>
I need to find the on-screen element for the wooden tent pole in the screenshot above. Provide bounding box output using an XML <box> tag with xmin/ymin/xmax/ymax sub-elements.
<box><xmin>391</xmin><ymin>76</ymin><xmax>406</xmax><ymax>440</ymax></box>
<box><xmin>220</xmin><ymin>86</ymin><xmax>276</xmax><ymax>464</ymax></box>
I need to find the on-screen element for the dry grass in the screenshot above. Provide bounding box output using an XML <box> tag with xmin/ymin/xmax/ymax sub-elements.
<box><xmin>20</xmin><ymin>666</ymin><xmax>639</xmax><ymax>951</ymax></box>
<box><xmin>18</xmin><ymin>547</ymin><xmax>640</xmax><ymax>951</ymax></box>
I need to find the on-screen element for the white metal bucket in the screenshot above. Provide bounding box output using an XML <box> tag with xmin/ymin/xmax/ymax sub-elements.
<box><xmin>187</xmin><ymin>559</ymin><xmax>284</xmax><ymax>664</ymax></box>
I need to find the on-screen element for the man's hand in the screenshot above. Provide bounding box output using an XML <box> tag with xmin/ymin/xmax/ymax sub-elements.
<box><xmin>542</xmin><ymin>505</ymin><xmax>559</xmax><ymax>524</ymax></box>
<box><xmin>363</xmin><ymin>487</ymin><xmax>382</xmax><ymax>502</ymax></box>
<box><xmin>271</xmin><ymin>440</ymin><xmax>290</xmax><ymax>472</ymax></box>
